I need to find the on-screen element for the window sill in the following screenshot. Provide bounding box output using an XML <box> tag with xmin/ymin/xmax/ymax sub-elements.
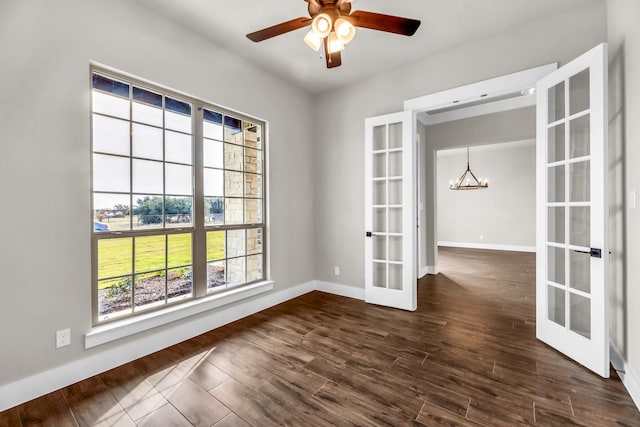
<box><xmin>85</xmin><ymin>281</ymin><xmax>274</xmax><ymax>349</ymax></box>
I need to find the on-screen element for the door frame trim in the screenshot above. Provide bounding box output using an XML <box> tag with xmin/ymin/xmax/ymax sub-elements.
<box><xmin>403</xmin><ymin>63</ymin><xmax>558</xmax><ymax>279</ymax></box>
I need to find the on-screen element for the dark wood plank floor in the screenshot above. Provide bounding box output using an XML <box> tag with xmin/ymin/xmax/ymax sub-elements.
<box><xmin>1</xmin><ymin>247</ymin><xmax>638</xmax><ymax>426</ymax></box>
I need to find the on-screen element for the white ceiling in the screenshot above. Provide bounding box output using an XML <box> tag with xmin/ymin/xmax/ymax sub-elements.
<box><xmin>139</xmin><ymin>0</ymin><xmax>598</xmax><ymax>95</ymax></box>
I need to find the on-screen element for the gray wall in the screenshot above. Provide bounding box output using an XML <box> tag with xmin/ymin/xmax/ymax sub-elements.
<box><xmin>0</xmin><ymin>0</ymin><xmax>315</xmax><ymax>386</ymax></box>
<box><xmin>313</xmin><ymin>1</ymin><xmax>607</xmax><ymax>288</ymax></box>
<box><xmin>436</xmin><ymin>141</ymin><xmax>536</xmax><ymax>249</ymax></box>
<box><xmin>607</xmin><ymin>0</ymin><xmax>640</xmax><ymax>392</ymax></box>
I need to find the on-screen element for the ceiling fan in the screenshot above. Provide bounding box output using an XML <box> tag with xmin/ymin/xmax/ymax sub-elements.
<box><xmin>246</xmin><ymin>0</ymin><xmax>421</xmax><ymax>69</ymax></box>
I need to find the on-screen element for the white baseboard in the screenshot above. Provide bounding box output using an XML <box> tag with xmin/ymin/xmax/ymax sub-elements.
<box><xmin>419</xmin><ymin>266</ymin><xmax>436</xmax><ymax>277</ymax></box>
<box><xmin>0</xmin><ymin>280</ymin><xmax>316</xmax><ymax>412</ymax></box>
<box><xmin>315</xmin><ymin>280</ymin><xmax>365</xmax><ymax>300</ymax></box>
<box><xmin>610</xmin><ymin>344</ymin><xmax>640</xmax><ymax>411</ymax></box>
<box><xmin>438</xmin><ymin>241</ymin><xmax>536</xmax><ymax>253</ymax></box>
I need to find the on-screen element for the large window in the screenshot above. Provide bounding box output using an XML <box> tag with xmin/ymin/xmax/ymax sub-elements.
<box><xmin>91</xmin><ymin>68</ymin><xmax>265</xmax><ymax>324</ymax></box>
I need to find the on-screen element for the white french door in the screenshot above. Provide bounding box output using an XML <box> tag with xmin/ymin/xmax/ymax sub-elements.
<box><xmin>364</xmin><ymin>111</ymin><xmax>416</xmax><ymax>311</ymax></box>
<box><xmin>536</xmin><ymin>43</ymin><xmax>609</xmax><ymax>377</ymax></box>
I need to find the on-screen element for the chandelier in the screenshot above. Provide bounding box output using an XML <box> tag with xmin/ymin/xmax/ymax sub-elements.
<box><xmin>449</xmin><ymin>147</ymin><xmax>489</xmax><ymax>190</ymax></box>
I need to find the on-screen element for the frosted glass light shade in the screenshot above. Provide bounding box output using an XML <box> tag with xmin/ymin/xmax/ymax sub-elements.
<box><xmin>304</xmin><ymin>29</ymin><xmax>322</xmax><ymax>51</ymax></box>
<box><xmin>334</xmin><ymin>18</ymin><xmax>356</xmax><ymax>44</ymax></box>
<box><xmin>312</xmin><ymin>13</ymin><xmax>332</xmax><ymax>38</ymax></box>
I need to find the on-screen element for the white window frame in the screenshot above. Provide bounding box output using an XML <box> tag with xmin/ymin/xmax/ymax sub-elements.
<box><xmin>89</xmin><ymin>64</ymin><xmax>269</xmax><ymax>334</ymax></box>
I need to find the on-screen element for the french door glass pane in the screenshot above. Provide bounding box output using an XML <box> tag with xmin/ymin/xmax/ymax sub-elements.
<box><xmin>388</xmin><ymin>180</ymin><xmax>402</xmax><ymax>204</ymax></box>
<box><xmin>389</xmin><ymin>264</ymin><xmax>402</xmax><ymax>290</ymax></box>
<box><xmin>570</xmin><ymin>161</ymin><xmax>590</xmax><ymax>202</ymax></box>
<box><xmin>570</xmin><ymin>206</ymin><xmax>590</xmax><ymax>247</ymax></box>
<box><xmin>373</xmin><ymin>181</ymin><xmax>385</xmax><ymax>205</ymax></box>
<box><xmin>548</xmin><ymin>285</ymin><xmax>566</xmax><ymax>326</ymax></box>
<box><xmin>569</xmin><ymin>69</ymin><xmax>590</xmax><ymax>115</ymax></box>
<box><xmin>569</xmin><ymin>251</ymin><xmax>591</xmax><ymax>293</ymax></box>
<box><xmin>388</xmin><ymin>151</ymin><xmax>402</xmax><ymax>176</ymax></box>
<box><xmin>547</xmin><ymin>123</ymin><xmax>565</xmax><ymax>163</ymax></box>
<box><xmin>570</xmin><ymin>293</ymin><xmax>591</xmax><ymax>338</ymax></box>
<box><xmin>548</xmin><ymin>81</ymin><xmax>565</xmax><ymax>123</ymax></box>
<box><xmin>373</xmin><ymin>153</ymin><xmax>386</xmax><ymax>178</ymax></box>
<box><xmin>388</xmin><ymin>208</ymin><xmax>402</xmax><ymax>234</ymax></box>
<box><xmin>547</xmin><ymin>246</ymin><xmax>565</xmax><ymax>285</ymax></box>
<box><xmin>373</xmin><ymin>209</ymin><xmax>385</xmax><ymax>233</ymax></box>
<box><xmin>548</xmin><ymin>207</ymin><xmax>565</xmax><ymax>244</ymax></box>
<box><xmin>373</xmin><ymin>262</ymin><xmax>386</xmax><ymax>288</ymax></box>
<box><xmin>548</xmin><ymin>165</ymin><xmax>565</xmax><ymax>202</ymax></box>
<box><xmin>373</xmin><ymin>236</ymin><xmax>386</xmax><ymax>260</ymax></box>
<box><xmin>569</xmin><ymin>114</ymin><xmax>590</xmax><ymax>158</ymax></box>
<box><xmin>373</xmin><ymin>125</ymin><xmax>386</xmax><ymax>150</ymax></box>
<box><xmin>388</xmin><ymin>122</ymin><xmax>402</xmax><ymax>149</ymax></box>
<box><xmin>388</xmin><ymin>236</ymin><xmax>402</xmax><ymax>262</ymax></box>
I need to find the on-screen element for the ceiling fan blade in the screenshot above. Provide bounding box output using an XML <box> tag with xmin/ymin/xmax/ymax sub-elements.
<box><xmin>246</xmin><ymin>17</ymin><xmax>312</xmax><ymax>42</ymax></box>
<box><xmin>324</xmin><ymin>40</ymin><xmax>342</xmax><ymax>69</ymax></box>
<box><xmin>349</xmin><ymin>10</ymin><xmax>421</xmax><ymax>36</ymax></box>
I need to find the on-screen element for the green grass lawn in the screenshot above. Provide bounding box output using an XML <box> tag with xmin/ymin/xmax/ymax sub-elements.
<box><xmin>98</xmin><ymin>232</ymin><xmax>225</xmax><ymax>288</ymax></box>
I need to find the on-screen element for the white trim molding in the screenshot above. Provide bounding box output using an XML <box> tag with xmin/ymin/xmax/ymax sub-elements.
<box><xmin>86</xmin><ymin>281</ymin><xmax>275</xmax><ymax>349</ymax></box>
<box><xmin>610</xmin><ymin>344</ymin><xmax>640</xmax><ymax>411</ymax></box>
<box><xmin>315</xmin><ymin>281</ymin><xmax>365</xmax><ymax>300</ymax></box>
<box><xmin>438</xmin><ymin>241</ymin><xmax>536</xmax><ymax>253</ymax></box>
<box><xmin>419</xmin><ymin>266</ymin><xmax>436</xmax><ymax>277</ymax></box>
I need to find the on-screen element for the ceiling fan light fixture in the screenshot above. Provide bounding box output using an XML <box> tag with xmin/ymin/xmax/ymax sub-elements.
<box><xmin>327</xmin><ymin>31</ymin><xmax>345</xmax><ymax>54</ymax></box>
<box><xmin>304</xmin><ymin>29</ymin><xmax>322</xmax><ymax>51</ymax></box>
<box><xmin>312</xmin><ymin>13</ymin><xmax>332</xmax><ymax>38</ymax></box>
<box><xmin>334</xmin><ymin>18</ymin><xmax>356</xmax><ymax>44</ymax></box>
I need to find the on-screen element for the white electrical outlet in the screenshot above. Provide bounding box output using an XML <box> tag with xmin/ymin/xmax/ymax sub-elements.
<box><xmin>334</xmin><ymin>266</ymin><xmax>340</xmax><ymax>276</ymax></box>
<box><xmin>56</xmin><ymin>328</ymin><xmax>71</xmax><ymax>348</ymax></box>
<box><xmin>629</xmin><ymin>190</ymin><xmax>637</xmax><ymax>209</ymax></box>
<box><xmin>480</xmin><ymin>235</ymin><xmax>484</xmax><ymax>241</ymax></box>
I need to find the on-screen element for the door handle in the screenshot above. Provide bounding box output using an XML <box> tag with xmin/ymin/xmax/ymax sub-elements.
<box><xmin>366</xmin><ymin>231</ymin><xmax>372</xmax><ymax>237</ymax></box>
<box><xmin>573</xmin><ymin>248</ymin><xmax>602</xmax><ymax>258</ymax></box>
